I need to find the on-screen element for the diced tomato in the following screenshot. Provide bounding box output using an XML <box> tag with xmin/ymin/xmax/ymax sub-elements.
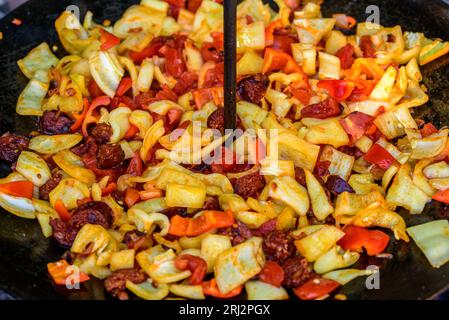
<box><xmin>360</xmin><ymin>35</ymin><xmax>376</xmax><ymax>58</ymax></box>
<box><xmin>340</xmin><ymin>111</ymin><xmax>374</xmax><ymax>143</ymax></box>
<box><xmin>335</xmin><ymin>44</ymin><xmax>355</xmax><ymax>69</ymax></box>
<box><xmin>294</xmin><ymin>278</ymin><xmax>340</xmax><ymax>300</ymax></box>
<box><xmin>364</xmin><ymin>143</ymin><xmax>396</xmax><ymax>170</ymax></box>
<box><xmin>317</xmin><ymin>80</ymin><xmax>355</xmax><ymax>101</ymax></box>
<box><xmin>174</xmin><ymin>254</ymin><xmax>208</xmax><ymax>285</ymax></box>
<box><xmin>201</xmin><ymin>62</ymin><xmax>224</xmax><ymax>88</ymax></box>
<box><xmin>420</xmin><ymin>123</ymin><xmax>439</xmax><ymax>137</ymax></box>
<box><xmin>258</xmin><ymin>261</ymin><xmax>285</xmax><ymax>288</ymax></box>
<box><xmin>300</xmin><ymin>97</ymin><xmax>342</xmax><ymax>119</ymax></box>
<box><xmin>338</xmin><ymin>225</ymin><xmax>390</xmax><ymax>256</ymax></box>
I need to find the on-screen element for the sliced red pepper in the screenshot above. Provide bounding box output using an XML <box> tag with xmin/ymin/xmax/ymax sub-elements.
<box><xmin>173</xmin><ymin>71</ymin><xmax>198</xmax><ymax>96</ymax></box>
<box><xmin>159</xmin><ymin>45</ymin><xmax>186</xmax><ymax>78</ymax></box>
<box><xmin>0</xmin><ymin>180</ymin><xmax>34</xmax><ymax>199</ymax></box>
<box><xmin>339</xmin><ymin>111</ymin><xmax>374</xmax><ymax>143</ymax></box>
<box><xmin>271</xmin><ymin>35</ymin><xmax>295</xmax><ymax>55</ymax></box>
<box><xmin>432</xmin><ymin>188</ymin><xmax>449</xmax><ymax>204</ymax></box>
<box><xmin>317</xmin><ymin>80</ymin><xmax>355</xmax><ymax>102</ymax></box>
<box><xmin>347</xmin><ymin>78</ymin><xmax>377</xmax><ymax>102</ymax></box>
<box><xmin>192</xmin><ymin>87</ymin><xmax>224</xmax><ymax>109</ymax></box>
<box><xmin>129</xmin><ymin>37</ymin><xmax>165</xmax><ymax>64</ymax></box>
<box><xmin>420</xmin><ymin>123</ymin><xmax>439</xmax><ymax>137</ymax></box>
<box><xmin>262</xmin><ymin>48</ymin><xmax>305</xmax><ymax>75</ymax></box>
<box><xmin>124</xmin><ymin>124</ymin><xmax>139</xmax><ymax>140</ymax></box>
<box><xmin>88</xmin><ymin>78</ymin><xmax>105</xmax><ymax>98</ymax></box>
<box><xmin>174</xmin><ymin>254</ymin><xmax>208</xmax><ymax>285</ymax></box>
<box><xmin>125</xmin><ymin>188</ymin><xmax>141</xmax><ymax>208</ymax></box>
<box><xmin>47</xmin><ymin>260</ymin><xmax>90</xmax><ymax>286</ymax></box>
<box><xmin>54</xmin><ymin>199</ymin><xmax>71</xmax><ymax>222</ymax></box>
<box><xmin>211</xmin><ymin>32</ymin><xmax>224</xmax><ymax>51</ymax></box>
<box><xmin>294</xmin><ymin>278</ymin><xmax>340</xmax><ymax>300</ymax></box>
<box><xmin>265</xmin><ymin>19</ymin><xmax>283</xmax><ymax>47</ymax></box>
<box><xmin>168</xmin><ymin>210</ymin><xmax>235</xmax><ymax>237</ymax></box>
<box><xmin>258</xmin><ymin>261</ymin><xmax>285</xmax><ymax>288</ymax></box>
<box><xmin>101</xmin><ymin>182</ymin><xmax>117</xmax><ymax>196</ymax></box>
<box><xmin>338</xmin><ymin>225</ymin><xmax>391</xmax><ymax>256</ymax></box>
<box><xmin>100</xmin><ymin>29</ymin><xmax>120</xmax><ymax>51</ymax></box>
<box><xmin>364</xmin><ymin>143</ymin><xmax>396</xmax><ymax>170</ymax></box>
<box><xmin>202</xmin><ymin>279</ymin><xmax>243</xmax><ymax>298</ymax></box>
<box><xmin>116</xmin><ymin>77</ymin><xmax>132</xmax><ymax>97</ymax></box>
<box><xmin>81</xmin><ymin>96</ymin><xmax>111</xmax><ymax>137</ymax></box>
<box><xmin>71</xmin><ymin>98</ymin><xmax>90</xmax><ymax>133</ymax></box>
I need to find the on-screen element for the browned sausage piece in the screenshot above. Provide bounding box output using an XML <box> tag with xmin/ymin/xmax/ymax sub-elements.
<box><xmin>39</xmin><ymin>110</ymin><xmax>73</xmax><ymax>135</ymax></box>
<box><xmin>263</xmin><ymin>230</ymin><xmax>296</xmax><ymax>263</ymax></box>
<box><xmin>105</xmin><ymin>268</ymin><xmax>148</xmax><ymax>300</ymax></box>
<box><xmin>202</xmin><ymin>196</ymin><xmax>220</xmax><ymax>211</ymax></box>
<box><xmin>207</xmin><ymin>108</ymin><xmax>224</xmax><ymax>133</ymax></box>
<box><xmin>88</xmin><ymin>123</ymin><xmax>113</xmax><ymax>145</ymax></box>
<box><xmin>237</xmin><ymin>74</ymin><xmax>269</xmax><ymax>105</ymax></box>
<box><xmin>123</xmin><ymin>230</ymin><xmax>153</xmax><ymax>252</ymax></box>
<box><xmin>69</xmin><ymin>201</ymin><xmax>114</xmax><ymax>230</ymax></box>
<box><xmin>282</xmin><ymin>256</ymin><xmax>315</xmax><ymax>288</ymax></box>
<box><xmin>39</xmin><ymin>172</ymin><xmax>62</xmax><ymax>200</ymax></box>
<box><xmin>294</xmin><ymin>167</ymin><xmax>306</xmax><ymax>187</ymax></box>
<box><xmin>49</xmin><ymin>219</ymin><xmax>79</xmax><ymax>248</ymax></box>
<box><xmin>217</xmin><ymin>221</ymin><xmax>253</xmax><ymax>246</ymax></box>
<box><xmin>230</xmin><ymin>170</ymin><xmax>266</xmax><ymax>199</ymax></box>
<box><xmin>0</xmin><ymin>133</ymin><xmax>29</xmax><ymax>162</ymax></box>
<box><xmin>96</xmin><ymin>144</ymin><xmax>125</xmax><ymax>169</ymax></box>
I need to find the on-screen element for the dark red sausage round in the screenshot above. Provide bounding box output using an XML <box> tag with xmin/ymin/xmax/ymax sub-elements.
<box><xmin>0</xmin><ymin>133</ymin><xmax>29</xmax><ymax>162</ymax></box>
<box><xmin>69</xmin><ymin>201</ymin><xmax>114</xmax><ymax>230</ymax></box>
<box><xmin>105</xmin><ymin>268</ymin><xmax>147</xmax><ymax>300</ymax></box>
<box><xmin>39</xmin><ymin>110</ymin><xmax>73</xmax><ymax>135</ymax></box>
<box><xmin>96</xmin><ymin>144</ymin><xmax>125</xmax><ymax>169</ymax></box>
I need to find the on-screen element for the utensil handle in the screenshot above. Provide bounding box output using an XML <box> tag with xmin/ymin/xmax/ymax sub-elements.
<box><xmin>224</xmin><ymin>0</ymin><xmax>237</xmax><ymax>131</ymax></box>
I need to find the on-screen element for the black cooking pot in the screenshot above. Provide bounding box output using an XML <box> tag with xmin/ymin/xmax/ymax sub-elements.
<box><xmin>0</xmin><ymin>0</ymin><xmax>449</xmax><ymax>300</ymax></box>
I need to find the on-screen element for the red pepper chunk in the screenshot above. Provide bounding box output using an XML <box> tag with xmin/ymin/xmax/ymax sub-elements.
<box><xmin>300</xmin><ymin>97</ymin><xmax>341</xmax><ymax>119</ymax></box>
<box><xmin>99</xmin><ymin>29</ymin><xmax>120</xmax><ymax>51</ymax></box>
<box><xmin>420</xmin><ymin>123</ymin><xmax>439</xmax><ymax>137</ymax></box>
<box><xmin>159</xmin><ymin>45</ymin><xmax>186</xmax><ymax>78</ymax></box>
<box><xmin>432</xmin><ymin>188</ymin><xmax>449</xmax><ymax>204</ymax></box>
<box><xmin>364</xmin><ymin>143</ymin><xmax>396</xmax><ymax>170</ymax></box>
<box><xmin>317</xmin><ymin>80</ymin><xmax>355</xmax><ymax>101</ymax></box>
<box><xmin>48</xmin><ymin>260</ymin><xmax>90</xmax><ymax>286</ymax></box>
<box><xmin>258</xmin><ymin>261</ymin><xmax>285</xmax><ymax>288</ymax></box>
<box><xmin>360</xmin><ymin>35</ymin><xmax>376</xmax><ymax>58</ymax></box>
<box><xmin>294</xmin><ymin>278</ymin><xmax>340</xmax><ymax>300</ymax></box>
<box><xmin>0</xmin><ymin>181</ymin><xmax>34</xmax><ymax>199</ymax></box>
<box><xmin>340</xmin><ymin>111</ymin><xmax>374</xmax><ymax>143</ymax></box>
<box><xmin>262</xmin><ymin>48</ymin><xmax>305</xmax><ymax>75</ymax></box>
<box><xmin>174</xmin><ymin>254</ymin><xmax>208</xmax><ymax>285</ymax></box>
<box><xmin>116</xmin><ymin>77</ymin><xmax>132</xmax><ymax>97</ymax></box>
<box><xmin>338</xmin><ymin>225</ymin><xmax>390</xmax><ymax>256</ymax></box>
